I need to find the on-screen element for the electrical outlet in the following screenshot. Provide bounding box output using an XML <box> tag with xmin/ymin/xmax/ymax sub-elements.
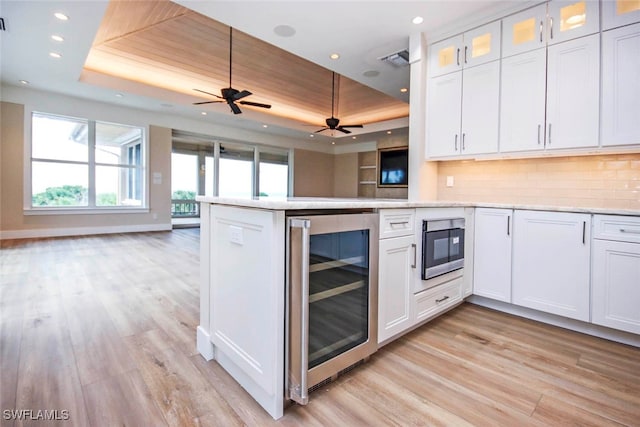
<box><xmin>229</xmin><ymin>226</ymin><xmax>243</xmax><ymax>245</ymax></box>
<box><xmin>446</xmin><ymin>176</ymin><xmax>454</xmax><ymax>187</ymax></box>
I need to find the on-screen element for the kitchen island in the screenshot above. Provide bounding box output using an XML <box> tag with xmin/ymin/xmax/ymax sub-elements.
<box><xmin>196</xmin><ymin>196</ymin><xmax>640</xmax><ymax>419</ymax></box>
<box><xmin>195</xmin><ymin>197</ymin><xmax>474</xmax><ymax>419</ymax></box>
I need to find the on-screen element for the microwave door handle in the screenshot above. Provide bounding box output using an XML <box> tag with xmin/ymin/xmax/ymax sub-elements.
<box><xmin>288</xmin><ymin>218</ymin><xmax>311</xmax><ymax>405</ymax></box>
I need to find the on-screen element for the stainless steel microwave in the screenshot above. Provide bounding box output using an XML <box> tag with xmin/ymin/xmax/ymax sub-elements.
<box><xmin>421</xmin><ymin>218</ymin><xmax>465</xmax><ymax>280</ymax></box>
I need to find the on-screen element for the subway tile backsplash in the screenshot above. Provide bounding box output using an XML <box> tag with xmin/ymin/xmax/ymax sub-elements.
<box><xmin>436</xmin><ymin>154</ymin><xmax>640</xmax><ymax>210</ymax></box>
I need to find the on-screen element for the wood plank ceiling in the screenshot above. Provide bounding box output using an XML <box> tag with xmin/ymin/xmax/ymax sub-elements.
<box><xmin>83</xmin><ymin>0</ymin><xmax>410</xmax><ymax>127</ymax></box>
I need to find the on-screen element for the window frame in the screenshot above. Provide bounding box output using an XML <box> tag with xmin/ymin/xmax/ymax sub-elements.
<box><xmin>25</xmin><ymin>111</ymin><xmax>149</xmax><ymax>214</ymax></box>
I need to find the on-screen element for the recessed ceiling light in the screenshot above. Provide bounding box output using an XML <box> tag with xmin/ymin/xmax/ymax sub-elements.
<box><xmin>19</xmin><ymin>80</ymin><xmax>29</xmax><ymax>85</ymax></box>
<box><xmin>363</xmin><ymin>70</ymin><xmax>380</xmax><ymax>78</ymax></box>
<box><xmin>49</xmin><ymin>52</ymin><xmax>62</xmax><ymax>59</ymax></box>
<box><xmin>201</xmin><ymin>111</ymin><xmax>207</xmax><ymax>115</ymax></box>
<box><xmin>115</xmin><ymin>93</ymin><xmax>123</xmax><ymax>98</ymax></box>
<box><xmin>274</xmin><ymin>25</ymin><xmax>296</xmax><ymax>37</ymax></box>
<box><xmin>400</xmin><ymin>87</ymin><xmax>408</xmax><ymax>93</ymax></box>
<box><xmin>51</xmin><ymin>35</ymin><xmax>64</xmax><ymax>42</ymax></box>
<box><xmin>262</xmin><ymin>124</ymin><xmax>268</xmax><ymax>128</ymax></box>
<box><xmin>330</xmin><ymin>53</ymin><xmax>340</xmax><ymax>60</ymax></box>
<box><xmin>54</xmin><ymin>12</ymin><xmax>69</xmax><ymax>21</ymax></box>
<box><xmin>309</xmin><ymin>134</ymin><xmax>314</xmax><ymax>138</ymax></box>
<box><xmin>412</xmin><ymin>16</ymin><xmax>424</xmax><ymax>25</ymax></box>
<box><xmin>331</xmin><ymin>141</ymin><xmax>336</xmax><ymax>145</ymax></box>
<box><xmin>387</xmin><ymin>131</ymin><xmax>392</xmax><ymax>135</ymax></box>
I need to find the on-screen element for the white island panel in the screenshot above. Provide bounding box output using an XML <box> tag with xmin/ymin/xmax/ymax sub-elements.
<box><xmin>207</xmin><ymin>204</ymin><xmax>286</xmax><ymax>419</ymax></box>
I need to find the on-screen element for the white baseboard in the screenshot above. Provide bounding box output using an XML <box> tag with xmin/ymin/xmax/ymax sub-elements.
<box><xmin>467</xmin><ymin>295</ymin><xmax>640</xmax><ymax>348</ymax></box>
<box><xmin>197</xmin><ymin>325</ymin><xmax>215</xmax><ymax>361</ymax></box>
<box><xmin>0</xmin><ymin>223</ymin><xmax>172</xmax><ymax>240</ymax></box>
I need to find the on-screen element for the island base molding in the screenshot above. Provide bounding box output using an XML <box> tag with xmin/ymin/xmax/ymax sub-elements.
<box><xmin>467</xmin><ymin>296</ymin><xmax>640</xmax><ymax>348</ymax></box>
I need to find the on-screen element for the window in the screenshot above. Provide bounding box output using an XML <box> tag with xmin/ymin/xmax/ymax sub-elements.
<box><xmin>30</xmin><ymin>112</ymin><xmax>145</xmax><ymax>209</ymax></box>
<box><xmin>219</xmin><ymin>143</ymin><xmax>254</xmax><ymax>198</ymax></box>
<box><xmin>258</xmin><ymin>147</ymin><xmax>289</xmax><ymax>198</ymax></box>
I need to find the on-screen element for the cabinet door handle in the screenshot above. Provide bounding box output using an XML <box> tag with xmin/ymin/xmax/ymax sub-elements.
<box><xmin>549</xmin><ymin>17</ymin><xmax>554</xmax><ymax>40</ymax></box>
<box><xmin>455</xmin><ymin>134</ymin><xmax>458</xmax><ymax>151</ymax></box>
<box><xmin>411</xmin><ymin>243</ymin><xmax>417</xmax><ymax>269</ymax></box>
<box><xmin>582</xmin><ymin>221</ymin><xmax>586</xmax><ymax>245</ymax></box>
<box><xmin>507</xmin><ymin>215</ymin><xmax>511</xmax><ymax>236</ymax></box>
<box><xmin>464</xmin><ymin>46</ymin><xmax>468</xmax><ymax>64</ymax></box>
<box><xmin>436</xmin><ymin>295</ymin><xmax>450</xmax><ymax>303</ymax></box>
<box><xmin>537</xmin><ymin>124</ymin><xmax>541</xmax><ymax>145</ymax></box>
<box><xmin>620</xmin><ymin>228</ymin><xmax>640</xmax><ymax>235</ymax></box>
<box><xmin>540</xmin><ymin>20</ymin><xmax>544</xmax><ymax>42</ymax></box>
<box><xmin>548</xmin><ymin>123</ymin><xmax>552</xmax><ymax>145</ymax></box>
<box><xmin>456</xmin><ymin>48</ymin><xmax>460</xmax><ymax>66</ymax></box>
<box><xmin>462</xmin><ymin>133</ymin><xmax>466</xmax><ymax>151</ymax></box>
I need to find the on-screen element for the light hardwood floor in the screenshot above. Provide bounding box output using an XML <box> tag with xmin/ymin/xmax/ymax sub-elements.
<box><xmin>1</xmin><ymin>229</ymin><xmax>639</xmax><ymax>426</ymax></box>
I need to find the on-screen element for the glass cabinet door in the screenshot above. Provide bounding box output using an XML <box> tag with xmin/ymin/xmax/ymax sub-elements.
<box><xmin>502</xmin><ymin>3</ymin><xmax>548</xmax><ymax>57</ymax></box>
<box><xmin>547</xmin><ymin>0</ymin><xmax>600</xmax><ymax>45</ymax></box>
<box><xmin>602</xmin><ymin>0</ymin><xmax>640</xmax><ymax>31</ymax></box>
<box><xmin>463</xmin><ymin>21</ymin><xmax>501</xmax><ymax>67</ymax></box>
<box><xmin>428</xmin><ymin>34</ymin><xmax>463</xmax><ymax>77</ymax></box>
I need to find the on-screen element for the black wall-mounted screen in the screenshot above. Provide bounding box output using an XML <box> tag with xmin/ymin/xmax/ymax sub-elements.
<box><xmin>378</xmin><ymin>147</ymin><xmax>408</xmax><ymax>188</ymax></box>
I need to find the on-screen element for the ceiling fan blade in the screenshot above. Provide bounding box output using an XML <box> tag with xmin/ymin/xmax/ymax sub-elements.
<box><xmin>340</xmin><ymin>124</ymin><xmax>364</xmax><ymax>128</ymax></box>
<box><xmin>229</xmin><ymin>102</ymin><xmax>242</xmax><ymax>115</ymax></box>
<box><xmin>233</xmin><ymin>90</ymin><xmax>252</xmax><ymax>101</ymax></box>
<box><xmin>239</xmin><ymin>101</ymin><xmax>272</xmax><ymax>109</ymax></box>
<box><xmin>315</xmin><ymin>127</ymin><xmax>330</xmax><ymax>133</ymax></box>
<box><xmin>193</xmin><ymin>88</ymin><xmax>223</xmax><ymax>99</ymax></box>
<box><xmin>336</xmin><ymin>127</ymin><xmax>352</xmax><ymax>134</ymax></box>
<box><xmin>193</xmin><ymin>100</ymin><xmax>223</xmax><ymax>105</ymax></box>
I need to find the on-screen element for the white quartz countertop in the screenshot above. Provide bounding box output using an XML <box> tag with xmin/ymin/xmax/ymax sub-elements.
<box><xmin>195</xmin><ymin>196</ymin><xmax>640</xmax><ymax>216</ymax></box>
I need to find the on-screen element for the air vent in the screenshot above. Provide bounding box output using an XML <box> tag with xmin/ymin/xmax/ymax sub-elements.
<box><xmin>379</xmin><ymin>49</ymin><xmax>410</xmax><ymax>67</ymax></box>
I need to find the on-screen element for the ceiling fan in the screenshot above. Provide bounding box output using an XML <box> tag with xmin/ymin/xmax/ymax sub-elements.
<box><xmin>193</xmin><ymin>27</ymin><xmax>272</xmax><ymax>115</ymax></box>
<box><xmin>315</xmin><ymin>72</ymin><xmax>363</xmax><ymax>134</ymax></box>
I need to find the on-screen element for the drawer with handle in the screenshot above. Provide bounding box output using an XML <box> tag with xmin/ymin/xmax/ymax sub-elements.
<box><xmin>414</xmin><ymin>278</ymin><xmax>462</xmax><ymax>323</ymax></box>
<box><xmin>593</xmin><ymin>215</ymin><xmax>640</xmax><ymax>244</ymax></box>
<box><xmin>379</xmin><ymin>209</ymin><xmax>415</xmax><ymax>239</ymax></box>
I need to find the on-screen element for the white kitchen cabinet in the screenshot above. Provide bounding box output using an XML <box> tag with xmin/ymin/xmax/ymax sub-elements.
<box><xmin>601</xmin><ymin>23</ymin><xmax>640</xmax><ymax>147</ymax></box>
<box><xmin>426</xmin><ymin>72</ymin><xmax>462</xmax><ymax>157</ymax></box>
<box><xmin>545</xmin><ymin>33</ymin><xmax>600</xmax><ymax>150</ymax></box>
<box><xmin>592</xmin><ymin>215</ymin><xmax>640</xmax><ymax>335</ymax></box>
<box><xmin>546</xmin><ymin>1</ymin><xmax>600</xmax><ymax>46</ymax></box>
<box><xmin>473</xmin><ymin>208</ymin><xmax>513</xmax><ymax>302</ymax></box>
<box><xmin>512</xmin><ymin>210</ymin><xmax>591</xmax><ymax>322</ymax></box>
<box><xmin>501</xmin><ymin>33</ymin><xmax>599</xmax><ymax>153</ymax></box>
<box><xmin>378</xmin><ymin>235</ymin><xmax>416</xmax><ymax>343</ymax></box>
<box><xmin>378</xmin><ymin>209</ymin><xmax>416</xmax><ymax>344</ymax></box>
<box><xmin>429</xmin><ymin>22</ymin><xmax>501</xmax><ymax>78</ymax></box>
<box><xmin>427</xmin><ymin>60</ymin><xmax>499</xmax><ymax>158</ymax></box>
<box><xmin>499</xmin><ymin>48</ymin><xmax>547</xmax><ymax>152</ymax></box>
<box><xmin>502</xmin><ymin>3</ymin><xmax>548</xmax><ymax>57</ymax></box>
<box><xmin>502</xmin><ymin>2</ymin><xmax>599</xmax><ymax>57</ymax></box>
<box><xmin>602</xmin><ymin>0</ymin><xmax>640</xmax><ymax>31</ymax></box>
<box><xmin>429</xmin><ymin>34</ymin><xmax>464</xmax><ymax>77</ymax></box>
<box><xmin>460</xmin><ymin>60</ymin><xmax>500</xmax><ymax>155</ymax></box>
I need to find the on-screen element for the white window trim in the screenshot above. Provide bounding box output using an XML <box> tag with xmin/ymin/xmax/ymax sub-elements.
<box><xmin>23</xmin><ymin>110</ymin><xmax>149</xmax><ymax>214</ymax></box>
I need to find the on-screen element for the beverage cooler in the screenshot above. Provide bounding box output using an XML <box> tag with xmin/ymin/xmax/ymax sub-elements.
<box><xmin>287</xmin><ymin>212</ymin><xmax>379</xmax><ymax>405</ymax></box>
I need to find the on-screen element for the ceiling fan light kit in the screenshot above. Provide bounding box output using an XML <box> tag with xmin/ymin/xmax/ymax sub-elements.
<box><xmin>193</xmin><ymin>27</ymin><xmax>272</xmax><ymax>115</ymax></box>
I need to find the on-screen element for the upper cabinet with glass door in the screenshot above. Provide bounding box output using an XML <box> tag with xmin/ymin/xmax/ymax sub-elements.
<box><xmin>429</xmin><ymin>21</ymin><xmax>501</xmax><ymax>77</ymax></box>
<box><xmin>502</xmin><ymin>1</ymin><xmax>599</xmax><ymax>57</ymax></box>
<box><xmin>547</xmin><ymin>0</ymin><xmax>600</xmax><ymax>45</ymax></box>
<box><xmin>602</xmin><ymin>0</ymin><xmax>640</xmax><ymax>30</ymax></box>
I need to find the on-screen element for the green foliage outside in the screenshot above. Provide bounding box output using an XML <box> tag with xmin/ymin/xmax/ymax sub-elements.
<box><xmin>32</xmin><ymin>185</ymin><xmax>88</xmax><ymax>206</ymax></box>
<box><xmin>172</xmin><ymin>190</ymin><xmax>196</xmax><ymax>200</ymax></box>
<box><xmin>97</xmin><ymin>193</ymin><xmax>117</xmax><ymax>206</ymax></box>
